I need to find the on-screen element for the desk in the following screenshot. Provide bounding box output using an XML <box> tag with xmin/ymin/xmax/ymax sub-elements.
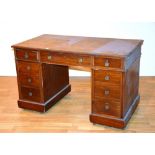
<box><xmin>12</xmin><ymin>34</ymin><xmax>143</xmax><ymax>128</ymax></box>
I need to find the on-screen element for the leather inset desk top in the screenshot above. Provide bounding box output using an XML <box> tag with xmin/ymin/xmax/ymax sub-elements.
<box><xmin>12</xmin><ymin>34</ymin><xmax>143</xmax><ymax>57</ymax></box>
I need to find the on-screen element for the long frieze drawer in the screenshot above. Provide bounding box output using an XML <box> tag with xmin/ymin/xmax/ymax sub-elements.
<box><xmin>92</xmin><ymin>98</ymin><xmax>121</xmax><ymax>118</ymax></box>
<box><xmin>93</xmin><ymin>69</ymin><xmax>122</xmax><ymax>85</ymax></box>
<box><xmin>20</xmin><ymin>87</ymin><xmax>41</xmax><ymax>102</ymax></box>
<box><xmin>16</xmin><ymin>61</ymin><xmax>40</xmax><ymax>76</ymax></box>
<box><xmin>94</xmin><ymin>56</ymin><xmax>122</xmax><ymax>69</ymax></box>
<box><xmin>15</xmin><ymin>49</ymin><xmax>39</xmax><ymax>61</ymax></box>
<box><xmin>40</xmin><ymin>51</ymin><xmax>91</xmax><ymax>67</ymax></box>
<box><xmin>94</xmin><ymin>81</ymin><xmax>121</xmax><ymax>100</ymax></box>
<box><xmin>18</xmin><ymin>74</ymin><xmax>40</xmax><ymax>88</ymax></box>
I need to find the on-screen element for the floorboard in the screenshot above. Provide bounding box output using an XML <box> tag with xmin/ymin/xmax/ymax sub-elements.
<box><xmin>0</xmin><ymin>76</ymin><xmax>155</xmax><ymax>132</ymax></box>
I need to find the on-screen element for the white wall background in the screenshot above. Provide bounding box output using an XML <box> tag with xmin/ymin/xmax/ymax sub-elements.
<box><xmin>0</xmin><ymin>0</ymin><xmax>155</xmax><ymax>76</ymax></box>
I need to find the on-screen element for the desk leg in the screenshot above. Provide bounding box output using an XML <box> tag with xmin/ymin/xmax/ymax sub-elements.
<box><xmin>18</xmin><ymin>64</ymin><xmax>71</xmax><ymax>112</ymax></box>
<box><xmin>90</xmin><ymin>58</ymin><xmax>140</xmax><ymax>128</ymax></box>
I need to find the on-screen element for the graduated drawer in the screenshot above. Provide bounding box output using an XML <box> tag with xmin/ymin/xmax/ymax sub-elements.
<box><xmin>94</xmin><ymin>81</ymin><xmax>121</xmax><ymax>100</ymax></box>
<box><xmin>93</xmin><ymin>69</ymin><xmax>122</xmax><ymax>85</ymax></box>
<box><xmin>16</xmin><ymin>61</ymin><xmax>40</xmax><ymax>76</ymax></box>
<box><xmin>92</xmin><ymin>98</ymin><xmax>121</xmax><ymax>118</ymax></box>
<box><xmin>15</xmin><ymin>48</ymin><xmax>39</xmax><ymax>61</ymax></box>
<box><xmin>40</xmin><ymin>51</ymin><xmax>91</xmax><ymax>67</ymax></box>
<box><xmin>94</xmin><ymin>56</ymin><xmax>122</xmax><ymax>69</ymax></box>
<box><xmin>20</xmin><ymin>87</ymin><xmax>41</xmax><ymax>102</ymax></box>
<box><xmin>18</xmin><ymin>74</ymin><xmax>40</xmax><ymax>88</ymax></box>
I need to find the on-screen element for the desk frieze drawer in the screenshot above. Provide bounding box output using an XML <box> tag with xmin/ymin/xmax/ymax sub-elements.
<box><xmin>94</xmin><ymin>69</ymin><xmax>122</xmax><ymax>85</ymax></box>
<box><xmin>92</xmin><ymin>98</ymin><xmax>121</xmax><ymax>118</ymax></box>
<box><xmin>20</xmin><ymin>87</ymin><xmax>41</xmax><ymax>102</ymax></box>
<box><xmin>16</xmin><ymin>61</ymin><xmax>40</xmax><ymax>76</ymax></box>
<box><xmin>40</xmin><ymin>51</ymin><xmax>91</xmax><ymax>67</ymax></box>
<box><xmin>94</xmin><ymin>81</ymin><xmax>121</xmax><ymax>100</ymax></box>
<box><xmin>94</xmin><ymin>56</ymin><xmax>122</xmax><ymax>69</ymax></box>
<box><xmin>15</xmin><ymin>49</ymin><xmax>39</xmax><ymax>61</ymax></box>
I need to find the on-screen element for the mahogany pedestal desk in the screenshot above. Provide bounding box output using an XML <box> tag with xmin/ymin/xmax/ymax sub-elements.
<box><xmin>12</xmin><ymin>34</ymin><xmax>143</xmax><ymax>128</ymax></box>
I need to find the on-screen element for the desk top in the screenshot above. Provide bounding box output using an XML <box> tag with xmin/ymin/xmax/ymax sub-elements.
<box><xmin>12</xmin><ymin>34</ymin><xmax>143</xmax><ymax>57</ymax></box>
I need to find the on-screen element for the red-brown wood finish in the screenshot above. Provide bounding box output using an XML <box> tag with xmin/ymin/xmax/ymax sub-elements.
<box><xmin>93</xmin><ymin>69</ymin><xmax>122</xmax><ymax>85</ymax></box>
<box><xmin>94</xmin><ymin>56</ymin><xmax>123</xmax><ymax>69</ymax></box>
<box><xmin>92</xmin><ymin>98</ymin><xmax>121</xmax><ymax>118</ymax></box>
<box><xmin>40</xmin><ymin>51</ymin><xmax>92</xmax><ymax>67</ymax></box>
<box><xmin>94</xmin><ymin>81</ymin><xmax>121</xmax><ymax>100</ymax></box>
<box><xmin>12</xmin><ymin>34</ymin><xmax>143</xmax><ymax>128</ymax></box>
<box><xmin>15</xmin><ymin>48</ymin><xmax>39</xmax><ymax>62</ymax></box>
<box><xmin>41</xmin><ymin>63</ymin><xmax>70</xmax><ymax>102</ymax></box>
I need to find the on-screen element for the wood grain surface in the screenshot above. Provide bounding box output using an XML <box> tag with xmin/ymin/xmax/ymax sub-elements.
<box><xmin>12</xmin><ymin>34</ymin><xmax>143</xmax><ymax>57</ymax></box>
<box><xmin>0</xmin><ymin>76</ymin><xmax>154</xmax><ymax>132</ymax></box>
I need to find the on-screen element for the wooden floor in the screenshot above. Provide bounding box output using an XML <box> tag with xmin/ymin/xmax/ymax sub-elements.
<box><xmin>0</xmin><ymin>76</ymin><xmax>155</xmax><ymax>132</ymax></box>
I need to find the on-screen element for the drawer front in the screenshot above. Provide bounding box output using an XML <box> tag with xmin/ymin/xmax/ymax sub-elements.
<box><xmin>20</xmin><ymin>87</ymin><xmax>41</xmax><ymax>102</ymax></box>
<box><xmin>94</xmin><ymin>81</ymin><xmax>121</xmax><ymax>100</ymax></box>
<box><xmin>94</xmin><ymin>57</ymin><xmax>122</xmax><ymax>69</ymax></box>
<box><xmin>15</xmin><ymin>49</ymin><xmax>39</xmax><ymax>61</ymax></box>
<box><xmin>16</xmin><ymin>61</ymin><xmax>40</xmax><ymax>76</ymax></box>
<box><xmin>92</xmin><ymin>98</ymin><xmax>121</xmax><ymax>118</ymax></box>
<box><xmin>18</xmin><ymin>74</ymin><xmax>40</xmax><ymax>88</ymax></box>
<box><xmin>94</xmin><ymin>69</ymin><xmax>122</xmax><ymax>85</ymax></box>
<box><xmin>40</xmin><ymin>51</ymin><xmax>91</xmax><ymax>67</ymax></box>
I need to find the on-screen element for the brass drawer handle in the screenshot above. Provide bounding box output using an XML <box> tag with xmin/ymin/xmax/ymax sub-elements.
<box><xmin>104</xmin><ymin>59</ymin><xmax>110</xmax><ymax>67</ymax></box>
<box><xmin>78</xmin><ymin>58</ymin><xmax>83</xmax><ymax>63</ymax></box>
<box><xmin>104</xmin><ymin>90</ymin><xmax>109</xmax><ymax>95</ymax></box>
<box><xmin>28</xmin><ymin>78</ymin><xmax>32</xmax><ymax>83</ymax></box>
<box><xmin>24</xmin><ymin>52</ymin><xmax>29</xmax><ymax>59</ymax></box>
<box><xmin>104</xmin><ymin>103</ymin><xmax>110</xmax><ymax>110</ymax></box>
<box><xmin>47</xmin><ymin>55</ymin><xmax>52</xmax><ymax>60</ymax></box>
<box><xmin>26</xmin><ymin>66</ymin><xmax>31</xmax><ymax>70</ymax></box>
<box><xmin>104</xmin><ymin>75</ymin><xmax>110</xmax><ymax>81</ymax></box>
<box><xmin>28</xmin><ymin>92</ymin><xmax>32</xmax><ymax>96</ymax></box>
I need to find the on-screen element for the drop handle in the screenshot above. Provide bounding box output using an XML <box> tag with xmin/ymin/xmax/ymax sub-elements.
<box><xmin>26</xmin><ymin>66</ymin><xmax>31</xmax><ymax>70</ymax></box>
<box><xmin>78</xmin><ymin>58</ymin><xmax>83</xmax><ymax>63</ymax></box>
<box><xmin>104</xmin><ymin>90</ymin><xmax>110</xmax><ymax>95</ymax></box>
<box><xmin>28</xmin><ymin>78</ymin><xmax>32</xmax><ymax>83</ymax></box>
<box><xmin>104</xmin><ymin>59</ymin><xmax>110</xmax><ymax>67</ymax></box>
<box><xmin>104</xmin><ymin>103</ymin><xmax>110</xmax><ymax>110</ymax></box>
<box><xmin>47</xmin><ymin>55</ymin><xmax>52</xmax><ymax>60</ymax></box>
<box><xmin>24</xmin><ymin>52</ymin><xmax>29</xmax><ymax>59</ymax></box>
<box><xmin>28</xmin><ymin>92</ymin><xmax>32</xmax><ymax>96</ymax></box>
<box><xmin>104</xmin><ymin>75</ymin><xmax>110</xmax><ymax>81</ymax></box>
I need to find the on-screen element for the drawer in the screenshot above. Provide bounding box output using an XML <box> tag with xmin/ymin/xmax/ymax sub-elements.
<box><xmin>94</xmin><ymin>56</ymin><xmax>122</xmax><ymax>69</ymax></box>
<box><xmin>18</xmin><ymin>74</ymin><xmax>40</xmax><ymax>88</ymax></box>
<box><xmin>94</xmin><ymin>81</ymin><xmax>121</xmax><ymax>100</ymax></box>
<box><xmin>16</xmin><ymin>61</ymin><xmax>40</xmax><ymax>76</ymax></box>
<box><xmin>15</xmin><ymin>49</ymin><xmax>39</xmax><ymax>61</ymax></box>
<box><xmin>40</xmin><ymin>51</ymin><xmax>91</xmax><ymax>67</ymax></box>
<box><xmin>92</xmin><ymin>98</ymin><xmax>121</xmax><ymax>118</ymax></box>
<box><xmin>93</xmin><ymin>69</ymin><xmax>122</xmax><ymax>85</ymax></box>
<box><xmin>20</xmin><ymin>87</ymin><xmax>41</xmax><ymax>102</ymax></box>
